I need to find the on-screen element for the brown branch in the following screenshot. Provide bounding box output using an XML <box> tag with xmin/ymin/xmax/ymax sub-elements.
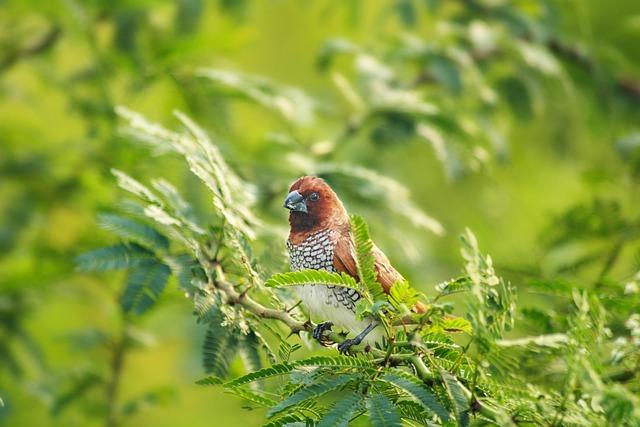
<box><xmin>212</xmin><ymin>266</ymin><xmax>308</xmax><ymax>334</ymax></box>
<box><xmin>210</xmin><ymin>265</ymin><xmax>394</xmax><ymax>350</ymax></box>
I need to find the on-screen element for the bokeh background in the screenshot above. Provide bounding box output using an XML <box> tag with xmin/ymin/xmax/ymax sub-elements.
<box><xmin>1</xmin><ymin>0</ymin><xmax>639</xmax><ymax>426</ymax></box>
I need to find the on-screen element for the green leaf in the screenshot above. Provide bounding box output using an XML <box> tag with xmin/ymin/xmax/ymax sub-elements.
<box><xmin>435</xmin><ymin>316</ymin><xmax>473</xmax><ymax>334</ymax></box>
<box><xmin>50</xmin><ymin>372</ymin><xmax>102</xmax><ymax>417</ymax></box>
<box><xmin>435</xmin><ymin>276</ymin><xmax>472</xmax><ymax>297</ymax></box>
<box><xmin>265</xmin><ymin>270</ymin><xmax>359</xmax><ymax>292</ymax></box>
<box><xmin>497</xmin><ymin>77</ymin><xmax>532</xmax><ymax>119</ymax></box>
<box><xmin>441</xmin><ymin>371</ymin><xmax>470</xmax><ymax>427</ymax></box>
<box><xmin>388</xmin><ymin>280</ymin><xmax>420</xmax><ymax>310</ymax></box>
<box><xmin>202</xmin><ymin>318</ymin><xmax>239</xmax><ymax>378</ymax></box>
<box><xmin>76</xmin><ymin>243</ymin><xmax>153</xmax><ymax>272</ymax></box>
<box><xmin>429</xmin><ymin>55</ymin><xmax>461</xmax><ymax>94</ymax></box>
<box><xmin>317</xmin><ymin>392</ymin><xmax>363</xmax><ymax>427</ymax></box>
<box><xmin>370</xmin><ymin>112</ymin><xmax>415</xmax><ymax>147</ymax></box>
<box><xmin>120</xmin><ymin>386</ymin><xmax>177</xmax><ymax>417</ymax></box>
<box><xmin>520</xmin><ymin>307</ymin><xmax>555</xmax><ymax>332</ymax></box>
<box><xmin>268</xmin><ymin>374</ymin><xmax>357</xmax><ymax>417</ymax></box>
<box><xmin>277</xmin><ymin>341</ymin><xmax>302</xmax><ymax>363</ymax></box>
<box><xmin>195</xmin><ymin>376</ymin><xmax>223</xmax><ymax>386</ymax></box>
<box><xmin>316</xmin><ymin>38</ymin><xmax>360</xmax><ymax>71</ymax></box>
<box><xmin>395</xmin><ymin>0</ymin><xmax>417</xmax><ymax>27</ymax></box>
<box><xmin>293</xmin><ymin>355</ymin><xmax>375</xmax><ymax>369</ymax></box>
<box><xmin>239</xmin><ymin>331</ymin><xmax>263</xmax><ymax>373</ymax></box>
<box><xmin>380</xmin><ymin>370</ymin><xmax>449</xmax><ymax>422</ymax></box>
<box><xmin>168</xmin><ymin>253</ymin><xmax>200</xmax><ymax>292</ymax></box>
<box><xmin>175</xmin><ymin>0</ymin><xmax>203</xmax><ymax>34</ymax></box>
<box><xmin>195</xmin><ymin>68</ymin><xmax>316</xmax><ymax>126</ymax></box>
<box><xmin>350</xmin><ymin>215</ymin><xmax>384</xmax><ymax>301</ymax></box>
<box><xmin>516</xmin><ymin>40</ymin><xmax>561</xmax><ymax>76</ymax></box>
<box><xmin>121</xmin><ymin>260</ymin><xmax>171</xmax><ymax>315</ymax></box>
<box><xmin>98</xmin><ymin>213</ymin><xmax>169</xmax><ymax>251</ymax></box>
<box><xmin>223</xmin><ymin>363</ymin><xmax>294</xmax><ymax>388</ymax></box>
<box><xmin>151</xmin><ymin>178</ymin><xmax>205</xmax><ymax>235</ymax></box>
<box><xmin>111</xmin><ymin>169</ymin><xmax>163</xmax><ymax>205</ymax></box>
<box><xmin>396</xmin><ymin>401</ymin><xmax>437</xmax><ymax>426</ymax></box>
<box><xmin>366</xmin><ymin>393</ymin><xmax>402</xmax><ymax>427</ymax></box>
<box><xmin>225</xmin><ymin>387</ymin><xmax>276</xmax><ymax>408</ymax></box>
<box><xmin>261</xmin><ymin>413</ymin><xmax>309</xmax><ymax>427</ymax></box>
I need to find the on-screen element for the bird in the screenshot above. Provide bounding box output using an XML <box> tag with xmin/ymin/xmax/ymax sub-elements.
<box><xmin>283</xmin><ymin>175</ymin><xmax>424</xmax><ymax>353</ymax></box>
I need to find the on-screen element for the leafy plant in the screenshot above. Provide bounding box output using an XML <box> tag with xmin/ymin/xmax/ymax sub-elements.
<box><xmin>2</xmin><ymin>1</ymin><xmax>639</xmax><ymax>426</ymax></box>
<box><xmin>75</xmin><ymin>110</ymin><xmax>640</xmax><ymax>425</ymax></box>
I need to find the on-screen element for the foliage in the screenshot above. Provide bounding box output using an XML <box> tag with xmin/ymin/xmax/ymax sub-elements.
<box><xmin>74</xmin><ymin>109</ymin><xmax>639</xmax><ymax>426</ymax></box>
<box><xmin>1</xmin><ymin>1</ymin><xmax>639</xmax><ymax>427</ymax></box>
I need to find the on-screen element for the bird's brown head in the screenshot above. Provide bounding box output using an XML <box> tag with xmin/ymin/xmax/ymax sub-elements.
<box><xmin>284</xmin><ymin>176</ymin><xmax>348</xmax><ymax>234</ymax></box>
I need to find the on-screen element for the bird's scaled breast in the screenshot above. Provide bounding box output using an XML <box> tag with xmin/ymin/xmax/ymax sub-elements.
<box><xmin>286</xmin><ymin>228</ymin><xmax>362</xmax><ymax>315</ymax></box>
<box><xmin>286</xmin><ymin>229</ymin><xmax>336</xmax><ymax>272</ymax></box>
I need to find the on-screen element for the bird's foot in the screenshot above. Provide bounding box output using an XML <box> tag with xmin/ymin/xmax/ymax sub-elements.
<box><xmin>312</xmin><ymin>321</ymin><xmax>333</xmax><ymax>341</ymax></box>
<box><xmin>337</xmin><ymin>338</ymin><xmax>361</xmax><ymax>354</ymax></box>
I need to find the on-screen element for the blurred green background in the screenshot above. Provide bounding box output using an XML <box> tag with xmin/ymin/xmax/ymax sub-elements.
<box><xmin>1</xmin><ymin>0</ymin><xmax>639</xmax><ymax>426</ymax></box>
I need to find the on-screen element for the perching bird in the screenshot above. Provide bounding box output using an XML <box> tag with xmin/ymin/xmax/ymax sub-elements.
<box><xmin>283</xmin><ymin>176</ymin><xmax>424</xmax><ymax>353</ymax></box>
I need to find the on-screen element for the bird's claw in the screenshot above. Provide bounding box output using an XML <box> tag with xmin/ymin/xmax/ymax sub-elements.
<box><xmin>312</xmin><ymin>321</ymin><xmax>333</xmax><ymax>341</ymax></box>
<box><xmin>337</xmin><ymin>338</ymin><xmax>359</xmax><ymax>354</ymax></box>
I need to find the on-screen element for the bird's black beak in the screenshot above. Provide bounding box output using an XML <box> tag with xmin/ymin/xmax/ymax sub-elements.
<box><xmin>283</xmin><ymin>190</ymin><xmax>307</xmax><ymax>213</ymax></box>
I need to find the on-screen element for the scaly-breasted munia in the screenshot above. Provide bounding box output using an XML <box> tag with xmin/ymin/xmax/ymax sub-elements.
<box><xmin>284</xmin><ymin>176</ymin><xmax>422</xmax><ymax>353</ymax></box>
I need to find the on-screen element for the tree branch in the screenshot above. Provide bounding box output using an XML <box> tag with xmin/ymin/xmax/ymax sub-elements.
<box><xmin>212</xmin><ymin>264</ymin><xmax>308</xmax><ymax>334</ymax></box>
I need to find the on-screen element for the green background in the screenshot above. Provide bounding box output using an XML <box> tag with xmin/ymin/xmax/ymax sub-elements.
<box><xmin>1</xmin><ymin>0</ymin><xmax>639</xmax><ymax>426</ymax></box>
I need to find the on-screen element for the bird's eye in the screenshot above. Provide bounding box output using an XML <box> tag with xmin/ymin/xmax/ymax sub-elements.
<box><xmin>309</xmin><ymin>192</ymin><xmax>320</xmax><ymax>201</ymax></box>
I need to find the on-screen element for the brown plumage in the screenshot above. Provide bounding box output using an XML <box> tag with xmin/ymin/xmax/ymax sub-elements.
<box><xmin>283</xmin><ymin>176</ymin><xmax>424</xmax><ymax>352</ymax></box>
<box><xmin>287</xmin><ymin>176</ymin><xmax>407</xmax><ymax>293</ymax></box>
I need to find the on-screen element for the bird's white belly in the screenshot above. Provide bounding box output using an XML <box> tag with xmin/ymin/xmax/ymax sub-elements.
<box><xmin>295</xmin><ymin>285</ymin><xmax>381</xmax><ymax>346</ymax></box>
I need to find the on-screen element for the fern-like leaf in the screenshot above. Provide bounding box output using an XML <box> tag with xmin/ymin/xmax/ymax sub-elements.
<box><xmin>76</xmin><ymin>243</ymin><xmax>153</xmax><ymax>272</ymax></box>
<box><xmin>97</xmin><ymin>213</ymin><xmax>169</xmax><ymax>251</ymax></box>
<box><xmin>202</xmin><ymin>320</ymin><xmax>239</xmax><ymax>378</ymax></box>
<box><xmin>317</xmin><ymin>391</ymin><xmax>363</xmax><ymax>427</ymax></box>
<box><xmin>224</xmin><ymin>387</ymin><xmax>276</xmax><ymax>408</ymax></box>
<box><xmin>239</xmin><ymin>331</ymin><xmax>263</xmax><ymax>373</ymax></box>
<box><xmin>350</xmin><ymin>215</ymin><xmax>385</xmax><ymax>300</ymax></box>
<box><xmin>223</xmin><ymin>363</ymin><xmax>294</xmax><ymax>388</ymax></box>
<box><xmin>432</xmin><ymin>316</ymin><xmax>473</xmax><ymax>334</ymax></box>
<box><xmin>434</xmin><ymin>276</ymin><xmax>472</xmax><ymax>297</ymax></box>
<box><xmin>267</xmin><ymin>374</ymin><xmax>358</xmax><ymax>417</ymax></box>
<box><xmin>366</xmin><ymin>393</ymin><xmax>402</xmax><ymax>427</ymax></box>
<box><xmin>195</xmin><ymin>376</ymin><xmax>223</xmax><ymax>386</ymax></box>
<box><xmin>261</xmin><ymin>413</ymin><xmax>310</xmax><ymax>427</ymax></box>
<box><xmin>380</xmin><ymin>370</ymin><xmax>449</xmax><ymax>422</ymax></box>
<box><xmin>121</xmin><ymin>260</ymin><xmax>171</xmax><ymax>315</ymax></box>
<box><xmin>441</xmin><ymin>370</ymin><xmax>470</xmax><ymax>427</ymax></box>
<box><xmin>277</xmin><ymin>341</ymin><xmax>301</xmax><ymax>362</ymax></box>
<box><xmin>293</xmin><ymin>355</ymin><xmax>375</xmax><ymax>369</ymax></box>
<box><xmin>396</xmin><ymin>401</ymin><xmax>438</xmax><ymax>426</ymax></box>
<box><xmin>265</xmin><ymin>270</ymin><xmax>359</xmax><ymax>292</ymax></box>
<box><xmin>111</xmin><ymin>169</ymin><xmax>162</xmax><ymax>205</ymax></box>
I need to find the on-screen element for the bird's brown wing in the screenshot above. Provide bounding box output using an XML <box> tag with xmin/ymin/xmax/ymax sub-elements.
<box><xmin>332</xmin><ymin>230</ymin><xmax>403</xmax><ymax>294</ymax></box>
<box><xmin>333</xmin><ymin>229</ymin><xmax>427</xmax><ymax>314</ymax></box>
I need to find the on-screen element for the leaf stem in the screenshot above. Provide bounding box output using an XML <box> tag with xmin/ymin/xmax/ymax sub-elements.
<box><xmin>105</xmin><ymin>324</ymin><xmax>126</xmax><ymax>427</ymax></box>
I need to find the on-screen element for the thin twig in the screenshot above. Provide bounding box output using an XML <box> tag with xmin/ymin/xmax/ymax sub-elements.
<box><xmin>105</xmin><ymin>325</ymin><xmax>126</xmax><ymax>427</ymax></box>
